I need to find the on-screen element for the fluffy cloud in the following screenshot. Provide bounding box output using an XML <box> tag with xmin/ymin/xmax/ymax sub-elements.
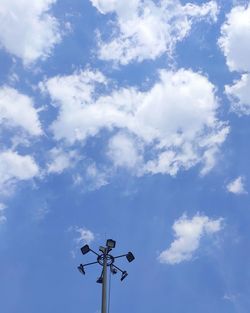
<box><xmin>158</xmin><ymin>214</ymin><xmax>223</xmax><ymax>264</ymax></box>
<box><xmin>39</xmin><ymin>69</ymin><xmax>108</xmax><ymax>143</ymax></box>
<box><xmin>219</xmin><ymin>4</ymin><xmax>250</xmax><ymax>72</ymax></box>
<box><xmin>226</xmin><ymin>176</ymin><xmax>247</xmax><ymax>195</ymax></box>
<box><xmin>0</xmin><ymin>86</ymin><xmax>42</xmax><ymax>136</ymax></box>
<box><xmin>0</xmin><ymin>0</ymin><xmax>61</xmax><ymax>65</ymax></box>
<box><xmin>41</xmin><ymin>68</ymin><xmax>229</xmax><ymax>176</ymax></box>
<box><xmin>219</xmin><ymin>4</ymin><xmax>250</xmax><ymax>114</ymax></box>
<box><xmin>0</xmin><ymin>150</ymin><xmax>39</xmax><ymax>194</ymax></box>
<box><xmin>91</xmin><ymin>0</ymin><xmax>218</xmax><ymax>64</ymax></box>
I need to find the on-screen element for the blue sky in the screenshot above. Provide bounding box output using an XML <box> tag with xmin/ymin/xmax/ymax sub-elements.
<box><xmin>1</xmin><ymin>0</ymin><xmax>250</xmax><ymax>312</ymax></box>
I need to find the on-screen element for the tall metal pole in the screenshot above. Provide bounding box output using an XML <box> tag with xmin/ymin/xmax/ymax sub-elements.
<box><xmin>101</xmin><ymin>248</ymin><xmax>107</xmax><ymax>313</ymax></box>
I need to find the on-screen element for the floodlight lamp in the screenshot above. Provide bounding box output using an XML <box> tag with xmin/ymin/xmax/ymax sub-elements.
<box><xmin>99</xmin><ymin>246</ymin><xmax>106</xmax><ymax>253</ymax></box>
<box><xmin>81</xmin><ymin>244</ymin><xmax>90</xmax><ymax>255</ymax></box>
<box><xmin>110</xmin><ymin>265</ymin><xmax>117</xmax><ymax>275</ymax></box>
<box><xmin>126</xmin><ymin>252</ymin><xmax>135</xmax><ymax>263</ymax></box>
<box><xmin>106</xmin><ymin>239</ymin><xmax>116</xmax><ymax>249</ymax></box>
<box><xmin>121</xmin><ymin>271</ymin><xmax>128</xmax><ymax>281</ymax></box>
<box><xmin>78</xmin><ymin>264</ymin><xmax>85</xmax><ymax>275</ymax></box>
<box><xmin>96</xmin><ymin>275</ymin><xmax>103</xmax><ymax>284</ymax></box>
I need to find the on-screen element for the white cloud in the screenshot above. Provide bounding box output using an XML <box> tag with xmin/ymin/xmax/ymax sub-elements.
<box><xmin>42</xmin><ymin>68</ymin><xmax>229</xmax><ymax>176</ymax></box>
<box><xmin>158</xmin><ymin>214</ymin><xmax>223</xmax><ymax>265</ymax></box>
<box><xmin>227</xmin><ymin>176</ymin><xmax>247</xmax><ymax>195</ymax></box>
<box><xmin>0</xmin><ymin>0</ymin><xmax>61</xmax><ymax>65</ymax></box>
<box><xmin>0</xmin><ymin>150</ymin><xmax>39</xmax><ymax>195</ymax></box>
<box><xmin>39</xmin><ymin>69</ymin><xmax>107</xmax><ymax>143</ymax></box>
<box><xmin>219</xmin><ymin>4</ymin><xmax>250</xmax><ymax>114</ymax></box>
<box><xmin>225</xmin><ymin>73</ymin><xmax>250</xmax><ymax>115</ymax></box>
<box><xmin>47</xmin><ymin>147</ymin><xmax>79</xmax><ymax>174</ymax></box>
<box><xmin>218</xmin><ymin>4</ymin><xmax>250</xmax><ymax>72</ymax></box>
<box><xmin>91</xmin><ymin>0</ymin><xmax>218</xmax><ymax>64</ymax></box>
<box><xmin>0</xmin><ymin>86</ymin><xmax>42</xmax><ymax>136</ymax></box>
<box><xmin>74</xmin><ymin>227</ymin><xmax>95</xmax><ymax>245</ymax></box>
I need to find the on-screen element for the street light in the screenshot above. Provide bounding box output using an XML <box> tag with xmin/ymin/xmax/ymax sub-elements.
<box><xmin>81</xmin><ymin>244</ymin><xmax>90</xmax><ymax>255</ymax></box>
<box><xmin>121</xmin><ymin>271</ymin><xmax>128</xmax><ymax>281</ymax></box>
<box><xmin>126</xmin><ymin>251</ymin><xmax>135</xmax><ymax>263</ymax></box>
<box><xmin>77</xmin><ymin>264</ymin><xmax>85</xmax><ymax>275</ymax></box>
<box><xmin>77</xmin><ymin>239</ymin><xmax>135</xmax><ymax>313</ymax></box>
<box><xmin>106</xmin><ymin>239</ymin><xmax>116</xmax><ymax>249</ymax></box>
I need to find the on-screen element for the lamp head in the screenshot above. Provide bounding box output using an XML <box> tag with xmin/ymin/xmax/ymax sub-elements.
<box><xmin>121</xmin><ymin>271</ymin><xmax>128</xmax><ymax>281</ymax></box>
<box><xmin>81</xmin><ymin>244</ymin><xmax>90</xmax><ymax>255</ymax></box>
<box><xmin>99</xmin><ymin>246</ymin><xmax>106</xmax><ymax>253</ymax></box>
<box><xmin>96</xmin><ymin>275</ymin><xmax>103</xmax><ymax>284</ymax></box>
<box><xmin>78</xmin><ymin>264</ymin><xmax>85</xmax><ymax>275</ymax></box>
<box><xmin>110</xmin><ymin>265</ymin><xmax>117</xmax><ymax>275</ymax></box>
<box><xmin>106</xmin><ymin>239</ymin><xmax>116</xmax><ymax>249</ymax></box>
<box><xmin>126</xmin><ymin>251</ymin><xmax>135</xmax><ymax>263</ymax></box>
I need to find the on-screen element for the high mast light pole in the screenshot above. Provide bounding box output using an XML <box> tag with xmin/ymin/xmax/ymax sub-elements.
<box><xmin>77</xmin><ymin>239</ymin><xmax>135</xmax><ymax>313</ymax></box>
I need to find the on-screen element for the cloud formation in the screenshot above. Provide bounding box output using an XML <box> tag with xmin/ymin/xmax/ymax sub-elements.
<box><xmin>91</xmin><ymin>0</ymin><xmax>218</xmax><ymax>64</ymax></box>
<box><xmin>158</xmin><ymin>214</ymin><xmax>223</xmax><ymax>264</ymax></box>
<box><xmin>219</xmin><ymin>4</ymin><xmax>250</xmax><ymax>114</ymax></box>
<box><xmin>41</xmin><ymin>68</ymin><xmax>229</xmax><ymax>176</ymax></box>
<box><xmin>226</xmin><ymin>176</ymin><xmax>247</xmax><ymax>195</ymax></box>
<box><xmin>0</xmin><ymin>86</ymin><xmax>42</xmax><ymax>136</ymax></box>
<box><xmin>0</xmin><ymin>150</ymin><xmax>39</xmax><ymax>195</ymax></box>
<box><xmin>0</xmin><ymin>0</ymin><xmax>61</xmax><ymax>64</ymax></box>
<box><xmin>0</xmin><ymin>86</ymin><xmax>41</xmax><ymax>208</ymax></box>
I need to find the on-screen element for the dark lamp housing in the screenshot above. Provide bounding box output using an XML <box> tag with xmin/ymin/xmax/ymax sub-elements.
<box><xmin>110</xmin><ymin>265</ymin><xmax>117</xmax><ymax>274</ymax></box>
<box><xmin>96</xmin><ymin>276</ymin><xmax>103</xmax><ymax>284</ymax></box>
<box><xmin>121</xmin><ymin>271</ymin><xmax>128</xmax><ymax>281</ymax></box>
<box><xmin>126</xmin><ymin>252</ymin><xmax>135</xmax><ymax>263</ymax></box>
<box><xmin>106</xmin><ymin>239</ymin><xmax>116</xmax><ymax>249</ymax></box>
<box><xmin>81</xmin><ymin>244</ymin><xmax>90</xmax><ymax>255</ymax></box>
<box><xmin>78</xmin><ymin>264</ymin><xmax>85</xmax><ymax>275</ymax></box>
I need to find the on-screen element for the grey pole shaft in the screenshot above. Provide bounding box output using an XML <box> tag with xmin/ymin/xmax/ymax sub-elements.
<box><xmin>101</xmin><ymin>251</ymin><xmax>107</xmax><ymax>313</ymax></box>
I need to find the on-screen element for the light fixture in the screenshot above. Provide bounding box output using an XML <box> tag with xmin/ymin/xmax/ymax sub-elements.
<box><xmin>106</xmin><ymin>239</ymin><xmax>116</xmax><ymax>249</ymax></box>
<box><xmin>126</xmin><ymin>252</ymin><xmax>135</xmax><ymax>263</ymax></box>
<box><xmin>77</xmin><ymin>238</ymin><xmax>135</xmax><ymax>312</ymax></box>
<box><xmin>96</xmin><ymin>275</ymin><xmax>103</xmax><ymax>284</ymax></box>
<box><xmin>121</xmin><ymin>271</ymin><xmax>128</xmax><ymax>281</ymax></box>
<box><xmin>99</xmin><ymin>246</ymin><xmax>106</xmax><ymax>253</ymax></box>
<box><xmin>81</xmin><ymin>244</ymin><xmax>90</xmax><ymax>255</ymax></box>
<box><xmin>78</xmin><ymin>264</ymin><xmax>85</xmax><ymax>275</ymax></box>
<box><xmin>110</xmin><ymin>265</ymin><xmax>117</xmax><ymax>275</ymax></box>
